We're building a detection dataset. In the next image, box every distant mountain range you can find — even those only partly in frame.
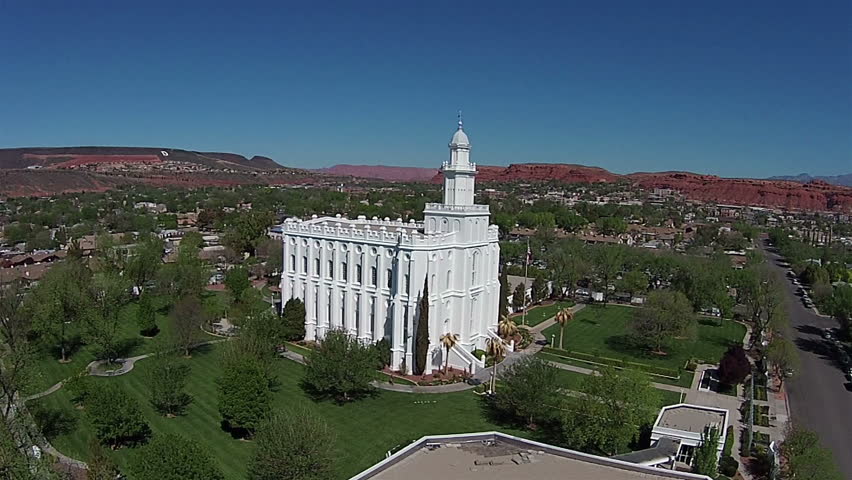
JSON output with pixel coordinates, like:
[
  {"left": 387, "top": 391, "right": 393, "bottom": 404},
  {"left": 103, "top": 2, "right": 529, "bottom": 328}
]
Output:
[
  {"left": 1, "top": 146, "right": 850, "bottom": 213},
  {"left": 767, "top": 173, "right": 852, "bottom": 187}
]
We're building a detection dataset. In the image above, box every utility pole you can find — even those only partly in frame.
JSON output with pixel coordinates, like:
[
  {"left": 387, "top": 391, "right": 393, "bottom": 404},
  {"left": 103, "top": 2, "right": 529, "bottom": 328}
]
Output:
[{"left": 522, "top": 238, "right": 530, "bottom": 326}]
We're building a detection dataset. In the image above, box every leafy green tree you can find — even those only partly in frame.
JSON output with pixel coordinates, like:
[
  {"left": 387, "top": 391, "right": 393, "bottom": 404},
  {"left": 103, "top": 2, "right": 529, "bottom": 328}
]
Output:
[
  {"left": 531, "top": 275, "right": 547, "bottom": 303},
  {"left": 593, "top": 245, "right": 625, "bottom": 303},
  {"left": 618, "top": 270, "right": 648, "bottom": 298},
  {"left": 596, "top": 216, "right": 627, "bottom": 235},
  {"left": 223, "top": 210, "right": 274, "bottom": 257},
  {"left": 126, "top": 235, "right": 163, "bottom": 290},
  {"left": 281, "top": 297, "right": 307, "bottom": 341},
  {"left": 0, "top": 419, "right": 60, "bottom": 479},
  {"left": 767, "top": 336, "right": 799, "bottom": 386},
  {"left": 86, "top": 271, "right": 131, "bottom": 362},
  {"left": 492, "top": 356, "right": 561, "bottom": 427},
  {"left": 217, "top": 355, "right": 271, "bottom": 436},
  {"left": 414, "top": 280, "right": 430, "bottom": 375},
  {"left": 692, "top": 426, "right": 720, "bottom": 476},
  {"left": 498, "top": 268, "right": 509, "bottom": 321},
  {"left": 303, "top": 329, "right": 376, "bottom": 402},
  {"left": 561, "top": 367, "right": 660, "bottom": 455},
  {"left": 137, "top": 293, "right": 159, "bottom": 337},
  {"left": 148, "top": 353, "right": 192, "bottom": 416},
  {"left": 547, "top": 238, "right": 589, "bottom": 299},
  {"left": 781, "top": 425, "right": 843, "bottom": 480},
  {"left": 28, "top": 259, "right": 91, "bottom": 362},
  {"left": 158, "top": 241, "right": 208, "bottom": 300},
  {"left": 86, "top": 383, "right": 151, "bottom": 448},
  {"left": 511, "top": 282, "right": 526, "bottom": 311},
  {"left": 632, "top": 290, "right": 695, "bottom": 354},
  {"left": 171, "top": 295, "right": 207, "bottom": 357},
  {"left": 130, "top": 434, "right": 224, "bottom": 480},
  {"left": 225, "top": 266, "right": 251, "bottom": 302},
  {"left": 248, "top": 408, "right": 336, "bottom": 480}
]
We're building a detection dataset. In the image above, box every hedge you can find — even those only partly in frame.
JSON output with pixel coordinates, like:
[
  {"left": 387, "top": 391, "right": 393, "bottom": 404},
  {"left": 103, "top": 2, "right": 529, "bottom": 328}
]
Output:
[
  {"left": 540, "top": 348, "right": 681, "bottom": 379},
  {"left": 719, "top": 455, "right": 738, "bottom": 477},
  {"left": 722, "top": 425, "right": 735, "bottom": 457}
]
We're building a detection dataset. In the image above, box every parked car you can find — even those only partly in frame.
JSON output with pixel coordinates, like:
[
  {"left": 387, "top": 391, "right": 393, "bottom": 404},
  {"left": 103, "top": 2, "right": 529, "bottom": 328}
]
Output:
[
  {"left": 845, "top": 368, "right": 852, "bottom": 382},
  {"left": 823, "top": 328, "right": 834, "bottom": 340}
]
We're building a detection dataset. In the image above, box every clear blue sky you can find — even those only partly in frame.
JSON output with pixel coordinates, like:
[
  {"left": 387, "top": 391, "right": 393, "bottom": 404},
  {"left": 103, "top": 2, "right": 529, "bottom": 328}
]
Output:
[{"left": 1, "top": 0, "right": 850, "bottom": 177}]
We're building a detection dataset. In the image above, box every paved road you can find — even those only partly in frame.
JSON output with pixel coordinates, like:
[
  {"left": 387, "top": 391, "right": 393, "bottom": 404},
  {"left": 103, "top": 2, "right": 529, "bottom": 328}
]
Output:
[{"left": 761, "top": 242, "right": 852, "bottom": 478}]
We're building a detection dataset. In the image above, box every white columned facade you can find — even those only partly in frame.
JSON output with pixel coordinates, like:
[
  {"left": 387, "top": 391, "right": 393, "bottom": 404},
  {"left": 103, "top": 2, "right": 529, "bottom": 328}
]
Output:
[{"left": 280, "top": 120, "right": 501, "bottom": 374}]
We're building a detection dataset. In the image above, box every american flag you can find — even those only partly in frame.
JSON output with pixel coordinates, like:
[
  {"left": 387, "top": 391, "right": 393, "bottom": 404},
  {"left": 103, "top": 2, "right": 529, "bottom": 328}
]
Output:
[{"left": 526, "top": 242, "right": 532, "bottom": 265}]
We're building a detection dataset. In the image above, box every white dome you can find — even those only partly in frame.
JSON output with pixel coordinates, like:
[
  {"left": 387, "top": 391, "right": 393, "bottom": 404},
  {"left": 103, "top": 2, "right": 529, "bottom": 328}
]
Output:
[{"left": 450, "top": 127, "right": 469, "bottom": 146}]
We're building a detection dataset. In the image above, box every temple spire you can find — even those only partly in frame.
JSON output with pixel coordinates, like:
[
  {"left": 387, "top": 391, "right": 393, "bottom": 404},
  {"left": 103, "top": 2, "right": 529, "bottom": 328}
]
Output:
[{"left": 457, "top": 110, "right": 463, "bottom": 130}]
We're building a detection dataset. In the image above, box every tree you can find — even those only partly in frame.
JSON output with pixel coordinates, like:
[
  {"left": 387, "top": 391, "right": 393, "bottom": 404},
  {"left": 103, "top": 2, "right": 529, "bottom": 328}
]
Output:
[
  {"left": 130, "top": 434, "right": 224, "bottom": 480},
  {"left": 485, "top": 336, "right": 506, "bottom": 393},
  {"left": 414, "top": 280, "right": 430, "bottom": 375},
  {"left": 303, "top": 329, "right": 376, "bottom": 402},
  {"left": 498, "top": 315, "right": 518, "bottom": 340},
  {"left": 511, "top": 282, "right": 526, "bottom": 311},
  {"left": 718, "top": 345, "right": 751, "bottom": 386},
  {"left": 225, "top": 266, "right": 251, "bottom": 302},
  {"left": 86, "top": 271, "right": 131, "bottom": 363},
  {"left": 281, "top": 297, "right": 306, "bottom": 341},
  {"left": 440, "top": 332, "right": 459, "bottom": 375},
  {"left": 28, "top": 259, "right": 91, "bottom": 362},
  {"left": 498, "top": 268, "right": 509, "bottom": 321},
  {"left": 561, "top": 367, "right": 660, "bottom": 456},
  {"left": 735, "top": 266, "right": 784, "bottom": 348},
  {"left": 217, "top": 355, "right": 272, "bottom": 436},
  {"left": 0, "top": 281, "right": 37, "bottom": 420},
  {"left": 126, "top": 235, "right": 163, "bottom": 291},
  {"left": 780, "top": 425, "right": 843, "bottom": 480},
  {"left": 148, "top": 353, "right": 192, "bottom": 416},
  {"left": 632, "top": 290, "right": 695, "bottom": 354},
  {"left": 554, "top": 307, "right": 573, "bottom": 350},
  {"left": 171, "top": 295, "right": 207, "bottom": 357},
  {"left": 157, "top": 241, "right": 208, "bottom": 300},
  {"left": 223, "top": 210, "right": 274, "bottom": 257},
  {"left": 767, "top": 336, "right": 799, "bottom": 386},
  {"left": 248, "top": 408, "right": 336, "bottom": 480},
  {"left": 0, "top": 419, "right": 60, "bottom": 480},
  {"left": 86, "top": 383, "right": 151, "bottom": 448},
  {"left": 137, "top": 293, "right": 159, "bottom": 337},
  {"left": 593, "top": 245, "right": 625, "bottom": 303},
  {"left": 87, "top": 440, "right": 122, "bottom": 480},
  {"left": 492, "top": 356, "right": 561, "bottom": 427},
  {"left": 547, "top": 239, "right": 589, "bottom": 299},
  {"left": 618, "top": 270, "right": 648, "bottom": 298},
  {"left": 693, "top": 426, "right": 720, "bottom": 476},
  {"left": 531, "top": 275, "right": 547, "bottom": 303}
]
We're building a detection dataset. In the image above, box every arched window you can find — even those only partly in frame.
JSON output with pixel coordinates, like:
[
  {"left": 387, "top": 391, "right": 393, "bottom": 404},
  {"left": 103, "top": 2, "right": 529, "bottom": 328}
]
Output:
[{"left": 446, "top": 269, "right": 452, "bottom": 290}]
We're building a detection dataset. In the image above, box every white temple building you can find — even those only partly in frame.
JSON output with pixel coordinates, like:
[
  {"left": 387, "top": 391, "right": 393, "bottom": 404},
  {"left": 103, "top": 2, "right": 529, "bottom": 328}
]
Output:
[{"left": 279, "top": 119, "right": 501, "bottom": 374}]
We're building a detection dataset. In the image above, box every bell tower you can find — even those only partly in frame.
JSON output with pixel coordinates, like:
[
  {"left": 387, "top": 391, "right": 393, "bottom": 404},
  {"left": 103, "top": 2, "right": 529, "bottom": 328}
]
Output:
[{"left": 442, "top": 112, "right": 477, "bottom": 206}]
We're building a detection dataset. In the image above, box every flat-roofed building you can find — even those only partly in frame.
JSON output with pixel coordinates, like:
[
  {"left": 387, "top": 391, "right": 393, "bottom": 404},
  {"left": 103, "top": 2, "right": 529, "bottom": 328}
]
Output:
[{"left": 351, "top": 432, "right": 713, "bottom": 480}]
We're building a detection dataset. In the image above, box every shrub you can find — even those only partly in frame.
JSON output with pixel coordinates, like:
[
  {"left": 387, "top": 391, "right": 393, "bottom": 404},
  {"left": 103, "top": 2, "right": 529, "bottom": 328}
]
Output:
[
  {"left": 723, "top": 425, "right": 735, "bottom": 457},
  {"left": 373, "top": 338, "right": 391, "bottom": 369},
  {"left": 64, "top": 374, "right": 94, "bottom": 406},
  {"left": 719, "top": 455, "right": 738, "bottom": 477},
  {"left": 472, "top": 349, "right": 486, "bottom": 361}
]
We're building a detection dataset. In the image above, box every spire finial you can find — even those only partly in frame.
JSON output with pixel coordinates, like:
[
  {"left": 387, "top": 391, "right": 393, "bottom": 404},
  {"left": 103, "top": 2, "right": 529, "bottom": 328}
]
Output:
[{"left": 457, "top": 110, "right": 463, "bottom": 129}]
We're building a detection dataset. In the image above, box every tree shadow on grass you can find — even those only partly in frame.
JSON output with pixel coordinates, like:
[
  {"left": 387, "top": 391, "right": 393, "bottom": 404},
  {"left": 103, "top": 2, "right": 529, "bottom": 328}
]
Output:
[
  {"left": 298, "top": 378, "right": 379, "bottom": 405},
  {"left": 579, "top": 319, "right": 598, "bottom": 325},
  {"left": 604, "top": 334, "right": 662, "bottom": 361},
  {"left": 220, "top": 420, "right": 251, "bottom": 440}
]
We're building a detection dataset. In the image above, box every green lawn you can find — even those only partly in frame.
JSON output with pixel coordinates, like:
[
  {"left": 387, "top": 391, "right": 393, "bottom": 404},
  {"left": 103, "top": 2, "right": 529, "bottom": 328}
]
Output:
[
  {"left": 32, "top": 345, "right": 530, "bottom": 479},
  {"left": 539, "top": 305, "right": 746, "bottom": 372},
  {"left": 517, "top": 301, "right": 575, "bottom": 327},
  {"left": 539, "top": 351, "right": 695, "bottom": 388},
  {"left": 29, "top": 293, "right": 221, "bottom": 395}
]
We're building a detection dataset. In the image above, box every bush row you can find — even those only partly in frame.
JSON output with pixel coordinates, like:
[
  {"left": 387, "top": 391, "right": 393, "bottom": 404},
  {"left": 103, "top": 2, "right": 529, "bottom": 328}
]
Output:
[{"left": 540, "top": 348, "right": 681, "bottom": 379}]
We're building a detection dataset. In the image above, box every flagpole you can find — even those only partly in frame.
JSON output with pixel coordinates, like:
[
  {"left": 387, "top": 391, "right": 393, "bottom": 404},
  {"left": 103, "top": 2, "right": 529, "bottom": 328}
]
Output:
[{"left": 523, "top": 238, "right": 529, "bottom": 326}]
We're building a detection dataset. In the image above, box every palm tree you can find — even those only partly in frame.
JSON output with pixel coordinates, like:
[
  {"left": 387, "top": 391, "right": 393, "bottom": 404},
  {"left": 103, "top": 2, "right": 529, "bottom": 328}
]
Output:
[
  {"left": 439, "top": 332, "right": 460, "bottom": 375},
  {"left": 498, "top": 315, "right": 518, "bottom": 340},
  {"left": 485, "top": 336, "right": 506, "bottom": 393},
  {"left": 555, "top": 307, "right": 574, "bottom": 350}
]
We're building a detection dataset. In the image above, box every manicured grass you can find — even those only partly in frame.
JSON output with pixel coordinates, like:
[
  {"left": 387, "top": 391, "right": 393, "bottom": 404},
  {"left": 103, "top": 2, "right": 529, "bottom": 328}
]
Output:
[
  {"left": 539, "top": 305, "right": 746, "bottom": 371},
  {"left": 32, "top": 345, "right": 530, "bottom": 479},
  {"left": 517, "top": 301, "right": 575, "bottom": 327},
  {"left": 29, "top": 293, "right": 221, "bottom": 395},
  {"left": 284, "top": 341, "right": 313, "bottom": 358}
]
